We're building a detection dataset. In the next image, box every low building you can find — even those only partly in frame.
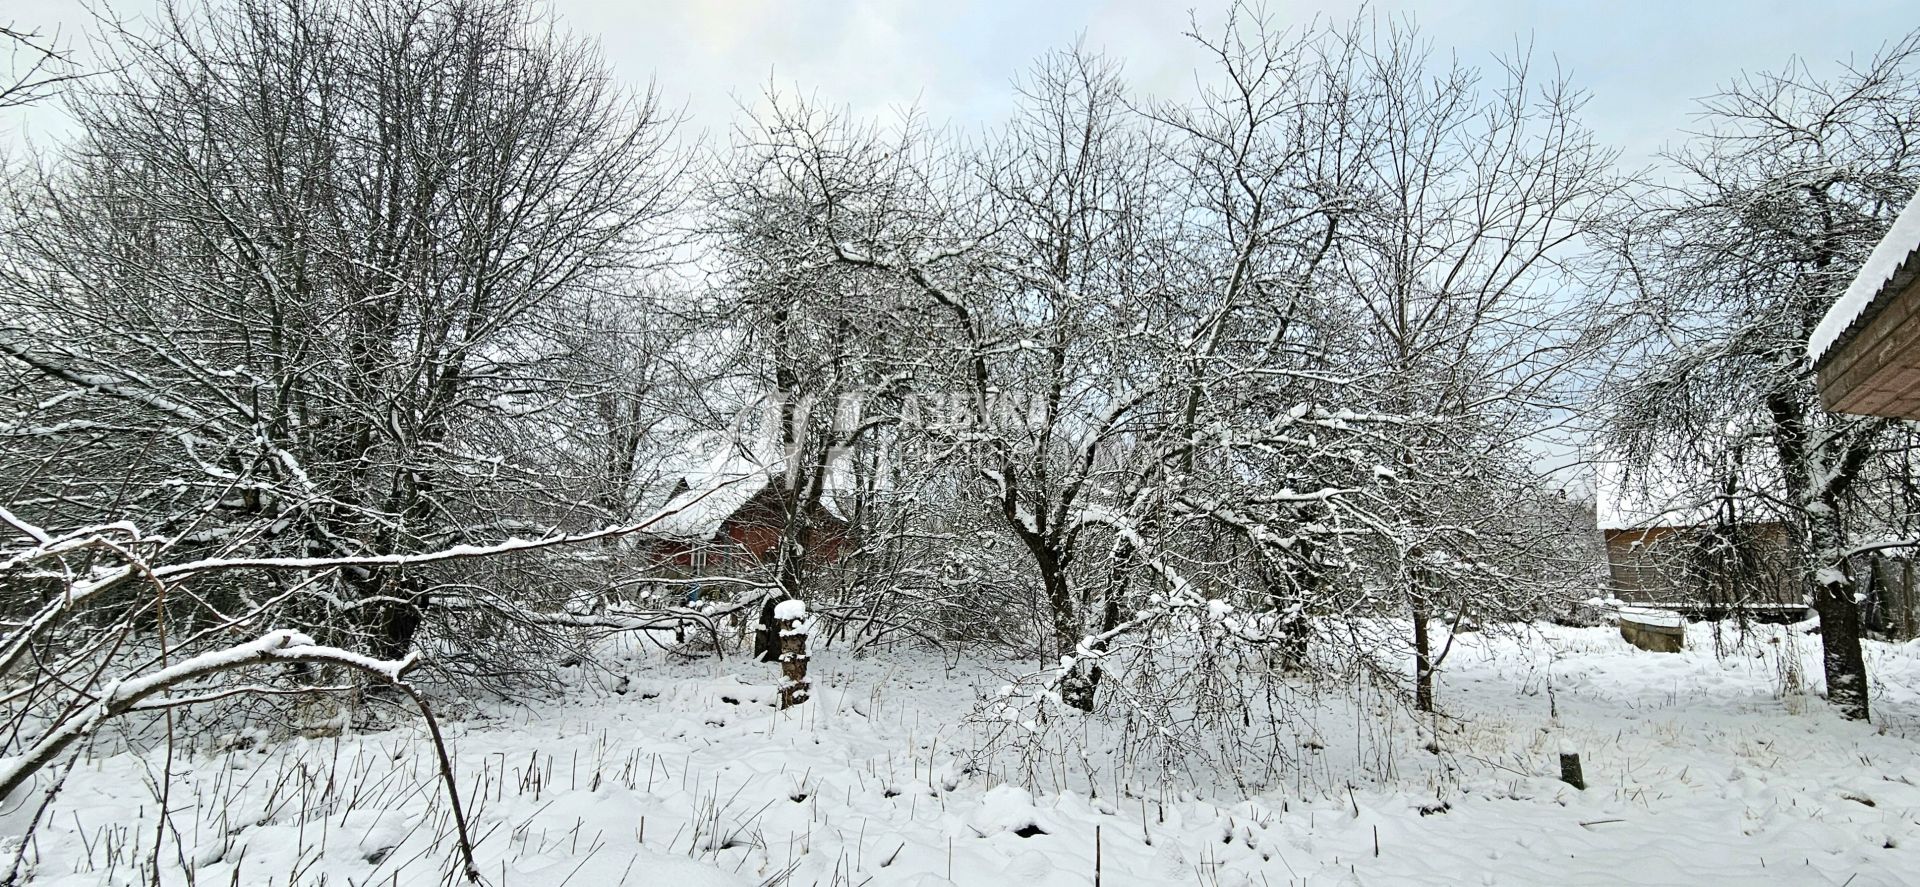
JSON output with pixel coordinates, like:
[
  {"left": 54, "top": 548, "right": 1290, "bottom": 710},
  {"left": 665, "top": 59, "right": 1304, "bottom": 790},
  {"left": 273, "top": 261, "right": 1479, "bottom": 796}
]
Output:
[
  {"left": 1811, "top": 186, "right": 1920, "bottom": 637},
  {"left": 1601, "top": 520, "right": 1801, "bottom": 614},
  {"left": 640, "top": 456, "right": 850, "bottom": 580},
  {"left": 1596, "top": 461, "right": 1803, "bottom": 619}
]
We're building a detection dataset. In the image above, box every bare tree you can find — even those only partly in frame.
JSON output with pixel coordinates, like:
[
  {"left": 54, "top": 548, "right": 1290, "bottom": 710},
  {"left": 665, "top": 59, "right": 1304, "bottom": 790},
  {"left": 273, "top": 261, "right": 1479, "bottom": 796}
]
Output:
[
  {"left": 1311, "top": 22, "right": 1620, "bottom": 711},
  {"left": 700, "top": 94, "right": 931, "bottom": 658},
  {"left": 0, "top": 0, "right": 683, "bottom": 675}
]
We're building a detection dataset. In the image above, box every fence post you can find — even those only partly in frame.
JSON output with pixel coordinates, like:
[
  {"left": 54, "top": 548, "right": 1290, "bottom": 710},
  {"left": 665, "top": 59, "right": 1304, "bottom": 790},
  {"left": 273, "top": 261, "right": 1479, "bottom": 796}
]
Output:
[{"left": 775, "top": 599, "right": 810, "bottom": 708}]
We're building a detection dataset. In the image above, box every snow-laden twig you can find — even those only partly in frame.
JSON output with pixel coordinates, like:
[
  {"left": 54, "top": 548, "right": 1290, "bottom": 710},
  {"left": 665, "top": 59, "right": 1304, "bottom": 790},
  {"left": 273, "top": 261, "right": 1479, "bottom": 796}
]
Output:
[
  {"left": 0, "top": 626, "right": 485, "bottom": 882},
  {"left": 0, "top": 630, "right": 405, "bottom": 798}
]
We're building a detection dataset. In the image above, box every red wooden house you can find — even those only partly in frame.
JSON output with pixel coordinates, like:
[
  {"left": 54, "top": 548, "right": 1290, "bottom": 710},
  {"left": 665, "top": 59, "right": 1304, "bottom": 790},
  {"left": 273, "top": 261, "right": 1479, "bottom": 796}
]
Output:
[{"left": 644, "top": 470, "right": 850, "bottom": 576}]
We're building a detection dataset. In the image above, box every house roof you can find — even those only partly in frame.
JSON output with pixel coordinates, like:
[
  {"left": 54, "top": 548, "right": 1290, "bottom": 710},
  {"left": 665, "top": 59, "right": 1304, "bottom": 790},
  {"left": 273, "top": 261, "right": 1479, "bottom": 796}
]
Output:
[
  {"left": 638, "top": 434, "right": 854, "bottom": 540},
  {"left": 1810, "top": 188, "right": 1920, "bottom": 364},
  {"left": 640, "top": 440, "right": 774, "bottom": 540}
]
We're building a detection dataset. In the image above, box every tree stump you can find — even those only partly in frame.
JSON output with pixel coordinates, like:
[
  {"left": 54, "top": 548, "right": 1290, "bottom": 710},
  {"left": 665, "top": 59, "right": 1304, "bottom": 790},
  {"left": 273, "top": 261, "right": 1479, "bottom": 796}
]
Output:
[{"left": 775, "top": 599, "right": 809, "bottom": 708}]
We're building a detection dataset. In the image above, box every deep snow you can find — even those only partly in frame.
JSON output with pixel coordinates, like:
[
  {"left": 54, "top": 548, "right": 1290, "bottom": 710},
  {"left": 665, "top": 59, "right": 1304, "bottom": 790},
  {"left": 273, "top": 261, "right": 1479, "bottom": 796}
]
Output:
[{"left": 8, "top": 620, "right": 1920, "bottom": 886}]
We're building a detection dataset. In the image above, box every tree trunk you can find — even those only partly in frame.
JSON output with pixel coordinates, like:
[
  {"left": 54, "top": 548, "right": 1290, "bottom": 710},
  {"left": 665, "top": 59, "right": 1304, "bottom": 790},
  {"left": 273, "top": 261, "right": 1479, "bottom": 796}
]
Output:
[
  {"left": 1011, "top": 524, "right": 1092, "bottom": 711},
  {"left": 1904, "top": 557, "right": 1915, "bottom": 640},
  {"left": 1045, "top": 568, "right": 1095, "bottom": 711},
  {"left": 1811, "top": 510, "right": 1870, "bottom": 720},
  {"left": 1263, "top": 550, "right": 1314, "bottom": 670},
  {"left": 1812, "top": 579, "right": 1869, "bottom": 720},
  {"left": 371, "top": 601, "right": 423, "bottom": 662},
  {"left": 1765, "top": 389, "right": 1878, "bottom": 721},
  {"left": 1052, "top": 558, "right": 1094, "bottom": 711},
  {"left": 355, "top": 570, "right": 424, "bottom": 662},
  {"left": 1411, "top": 599, "right": 1435, "bottom": 713}
]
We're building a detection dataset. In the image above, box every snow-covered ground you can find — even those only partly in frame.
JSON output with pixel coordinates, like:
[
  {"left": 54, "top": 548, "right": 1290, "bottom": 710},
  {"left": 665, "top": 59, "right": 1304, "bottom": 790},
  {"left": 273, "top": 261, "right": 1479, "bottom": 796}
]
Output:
[{"left": 10, "top": 621, "right": 1920, "bottom": 886}]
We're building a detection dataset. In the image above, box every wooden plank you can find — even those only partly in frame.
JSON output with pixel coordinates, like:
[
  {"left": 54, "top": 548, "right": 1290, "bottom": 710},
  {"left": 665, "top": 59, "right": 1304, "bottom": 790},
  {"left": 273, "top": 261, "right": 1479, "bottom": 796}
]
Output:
[
  {"left": 1820, "top": 274, "right": 1919, "bottom": 402},
  {"left": 1821, "top": 270, "right": 1919, "bottom": 385},
  {"left": 1857, "top": 321, "right": 1920, "bottom": 414},
  {"left": 1822, "top": 276, "right": 1920, "bottom": 418}
]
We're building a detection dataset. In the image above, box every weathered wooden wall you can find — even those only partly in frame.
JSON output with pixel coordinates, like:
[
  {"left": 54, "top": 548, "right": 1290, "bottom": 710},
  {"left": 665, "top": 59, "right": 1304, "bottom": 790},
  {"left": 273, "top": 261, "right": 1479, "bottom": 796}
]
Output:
[{"left": 1602, "top": 522, "right": 1800, "bottom": 608}]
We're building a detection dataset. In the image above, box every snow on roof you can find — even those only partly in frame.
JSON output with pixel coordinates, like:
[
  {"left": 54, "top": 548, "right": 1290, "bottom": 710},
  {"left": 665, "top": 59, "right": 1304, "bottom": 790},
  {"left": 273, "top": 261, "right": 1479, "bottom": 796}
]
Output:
[
  {"left": 638, "top": 433, "right": 858, "bottom": 540},
  {"left": 1809, "top": 188, "right": 1920, "bottom": 362},
  {"left": 644, "top": 474, "right": 768, "bottom": 540},
  {"left": 640, "top": 439, "right": 774, "bottom": 540}
]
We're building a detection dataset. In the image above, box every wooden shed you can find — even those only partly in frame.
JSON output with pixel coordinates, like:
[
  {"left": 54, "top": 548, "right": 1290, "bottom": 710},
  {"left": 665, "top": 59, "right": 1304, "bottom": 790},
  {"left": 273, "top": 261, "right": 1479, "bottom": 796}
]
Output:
[
  {"left": 1601, "top": 521, "right": 1801, "bottom": 615},
  {"left": 1595, "top": 460, "right": 1803, "bottom": 620},
  {"left": 1811, "top": 189, "right": 1920, "bottom": 418}
]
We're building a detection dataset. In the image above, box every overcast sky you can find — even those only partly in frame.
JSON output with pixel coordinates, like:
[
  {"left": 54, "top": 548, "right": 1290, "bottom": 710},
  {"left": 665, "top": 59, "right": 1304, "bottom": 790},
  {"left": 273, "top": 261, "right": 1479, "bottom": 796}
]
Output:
[{"left": 4, "top": 0, "right": 1917, "bottom": 165}]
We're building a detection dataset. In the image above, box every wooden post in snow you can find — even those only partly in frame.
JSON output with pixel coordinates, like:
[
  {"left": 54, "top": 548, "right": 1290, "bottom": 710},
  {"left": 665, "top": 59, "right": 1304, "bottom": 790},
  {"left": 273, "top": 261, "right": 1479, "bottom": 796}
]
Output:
[
  {"left": 776, "top": 599, "right": 810, "bottom": 708},
  {"left": 1559, "top": 746, "right": 1586, "bottom": 791}
]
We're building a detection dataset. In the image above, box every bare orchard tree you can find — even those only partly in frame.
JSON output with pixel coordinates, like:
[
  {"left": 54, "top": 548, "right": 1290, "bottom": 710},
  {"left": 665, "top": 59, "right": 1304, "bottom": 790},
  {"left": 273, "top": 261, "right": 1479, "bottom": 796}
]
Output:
[
  {"left": 0, "top": 0, "right": 682, "bottom": 675},
  {"left": 1313, "top": 21, "right": 1621, "bottom": 712},
  {"left": 970, "top": 13, "right": 1610, "bottom": 778},
  {"left": 1602, "top": 32, "right": 1920, "bottom": 720},
  {"left": 700, "top": 52, "right": 1184, "bottom": 705},
  {"left": 941, "top": 47, "right": 1187, "bottom": 709},
  {"left": 1136, "top": 8, "right": 1374, "bottom": 673},
  {"left": 702, "top": 95, "right": 930, "bottom": 658},
  {"left": 799, "top": 28, "right": 1400, "bottom": 722}
]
